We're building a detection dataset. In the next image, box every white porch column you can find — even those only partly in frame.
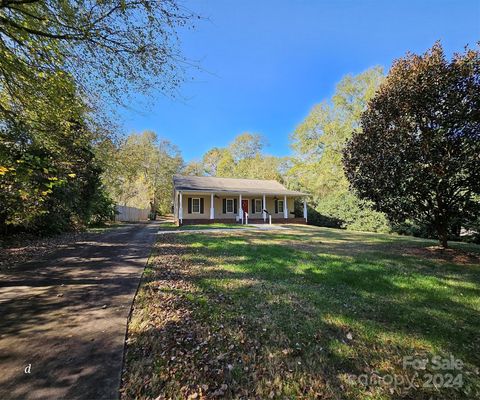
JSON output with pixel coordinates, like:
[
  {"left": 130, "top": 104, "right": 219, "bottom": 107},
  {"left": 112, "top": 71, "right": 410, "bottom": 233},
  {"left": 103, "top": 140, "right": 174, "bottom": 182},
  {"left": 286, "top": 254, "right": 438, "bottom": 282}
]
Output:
[
  {"left": 262, "top": 194, "right": 266, "bottom": 222},
  {"left": 174, "top": 190, "right": 178, "bottom": 220},
  {"left": 283, "top": 195, "right": 288, "bottom": 219},
  {"left": 179, "top": 191, "right": 183, "bottom": 224},
  {"left": 238, "top": 194, "right": 243, "bottom": 223},
  {"left": 210, "top": 193, "right": 215, "bottom": 219},
  {"left": 303, "top": 198, "right": 308, "bottom": 222}
]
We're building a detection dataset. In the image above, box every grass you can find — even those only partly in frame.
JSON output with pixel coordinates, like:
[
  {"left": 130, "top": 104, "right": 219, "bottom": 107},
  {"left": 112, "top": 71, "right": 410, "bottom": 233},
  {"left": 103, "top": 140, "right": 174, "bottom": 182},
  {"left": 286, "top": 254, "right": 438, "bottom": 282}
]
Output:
[
  {"left": 121, "top": 225, "right": 480, "bottom": 399},
  {"left": 156, "top": 222, "right": 253, "bottom": 231}
]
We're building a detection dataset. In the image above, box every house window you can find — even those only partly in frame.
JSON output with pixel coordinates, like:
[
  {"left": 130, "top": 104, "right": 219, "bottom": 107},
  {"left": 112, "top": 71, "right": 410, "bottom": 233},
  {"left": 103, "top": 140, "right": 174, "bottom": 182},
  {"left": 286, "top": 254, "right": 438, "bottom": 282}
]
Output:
[
  {"left": 226, "top": 198, "right": 234, "bottom": 213},
  {"left": 255, "top": 199, "right": 262, "bottom": 213},
  {"left": 192, "top": 198, "right": 201, "bottom": 213},
  {"left": 278, "top": 200, "right": 284, "bottom": 213}
]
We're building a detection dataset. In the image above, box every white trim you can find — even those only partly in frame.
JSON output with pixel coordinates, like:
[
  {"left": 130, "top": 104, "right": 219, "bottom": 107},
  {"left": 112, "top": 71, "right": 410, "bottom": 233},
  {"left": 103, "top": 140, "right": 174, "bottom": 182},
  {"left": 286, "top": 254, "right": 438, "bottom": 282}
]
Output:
[
  {"left": 179, "top": 192, "right": 183, "bottom": 223},
  {"left": 192, "top": 197, "right": 201, "bottom": 214},
  {"left": 303, "top": 198, "right": 307, "bottom": 222},
  {"left": 263, "top": 194, "right": 266, "bottom": 221},
  {"left": 210, "top": 193, "right": 214, "bottom": 219},
  {"left": 225, "top": 198, "right": 234, "bottom": 213},
  {"left": 174, "top": 190, "right": 178, "bottom": 219},
  {"left": 238, "top": 194, "right": 243, "bottom": 222}
]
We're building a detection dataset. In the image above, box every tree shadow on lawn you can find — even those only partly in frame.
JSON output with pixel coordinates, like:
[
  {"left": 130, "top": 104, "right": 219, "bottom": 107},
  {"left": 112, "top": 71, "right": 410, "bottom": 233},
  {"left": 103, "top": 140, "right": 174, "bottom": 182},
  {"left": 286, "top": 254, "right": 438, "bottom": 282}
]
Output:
[
  {"left": 273, "top": 225, "right": 480, "bottom": 259},
  {"left": 122, "top": 232, "right": 480, "bottom": 399},
  {"left": 177, "top": 231, "right": 480, "bottom": 343},
  {"left": 189, "top": 229, "right": 480, "bottom": 284},
  {"left": 187, "top": 237, "right": 480, "bottom": 361}
]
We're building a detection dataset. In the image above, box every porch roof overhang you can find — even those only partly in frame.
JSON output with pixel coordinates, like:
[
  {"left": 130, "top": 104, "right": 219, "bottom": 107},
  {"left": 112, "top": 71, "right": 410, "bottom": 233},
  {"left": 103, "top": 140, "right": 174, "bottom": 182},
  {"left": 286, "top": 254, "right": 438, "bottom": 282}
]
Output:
[
  {"left": 173, "top": 175, "right": 309, "bottom": 197},
  {"left": 175, "top": 188, "right": 307, "bottom": 196}
]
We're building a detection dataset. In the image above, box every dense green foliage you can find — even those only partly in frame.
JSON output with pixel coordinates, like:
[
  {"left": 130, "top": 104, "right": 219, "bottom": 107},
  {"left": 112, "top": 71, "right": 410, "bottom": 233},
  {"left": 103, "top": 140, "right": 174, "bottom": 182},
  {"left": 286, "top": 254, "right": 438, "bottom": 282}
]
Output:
[
  {"left": 0, "top": 78, "right": 114, "bottom": 234},
  {"left": 313, "top": 192, "right": 391, "bottom": 232},
  {"left": 184, "top": 133, "right": 290, "bottom": 182},
  {"left": 98, "top": 131, "right": 183, "bottom": 214},
  {"left": 343, "top": 44, "right": 480, "bottom": 247},
  {"left": 289, "top": 67, "right": 390, "bottom": 232},
  {"left": 0, "top": 0, "right": 193, "bottom": 234}
]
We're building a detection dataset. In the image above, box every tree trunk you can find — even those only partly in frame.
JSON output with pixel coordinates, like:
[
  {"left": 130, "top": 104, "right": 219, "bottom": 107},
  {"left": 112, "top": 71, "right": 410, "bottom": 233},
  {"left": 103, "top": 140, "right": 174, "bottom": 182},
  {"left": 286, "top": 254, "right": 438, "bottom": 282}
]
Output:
[{"left": 436, "top": 223, "right": 449, "bottom": 249}]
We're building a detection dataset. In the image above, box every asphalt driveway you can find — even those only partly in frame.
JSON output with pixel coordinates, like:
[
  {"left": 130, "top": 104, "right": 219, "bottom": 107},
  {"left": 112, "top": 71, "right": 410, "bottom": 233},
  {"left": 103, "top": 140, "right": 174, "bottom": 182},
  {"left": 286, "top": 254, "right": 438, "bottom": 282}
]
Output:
[{"left": 0, "top": 222, "right": 158, "bottom": 400}]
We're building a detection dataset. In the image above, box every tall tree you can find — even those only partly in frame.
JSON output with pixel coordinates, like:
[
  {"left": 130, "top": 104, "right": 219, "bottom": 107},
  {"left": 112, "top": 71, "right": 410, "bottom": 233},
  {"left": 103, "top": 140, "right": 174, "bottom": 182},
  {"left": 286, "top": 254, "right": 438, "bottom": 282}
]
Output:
[
  {"left": 343, "top": 43, "right": 480, "bottom": 247},
  {"left": 0, "top": 0, "right": 194, "bottom": 233},
  {"left": 183, "top": 160, "right": 205, "bottom": 177},
  {"left": 100, "top": 131, "right": 183, "bottom": 213},
  {"left": 289, "top": 67, "right": 389, "bottom": 232},
  {"left": 215, "top": 151, "right": 236, "bottom": 177},
  {"left": 0, "top": 0, "right": 195, "bottom": 119},
  {"left": 233, "top": 155, "right": 285, "bottom": 181},
  {"left": 0, "top": 81, "right": 113, "bottom": 233},
  {"left": 228, "top": 132, "right": 265, "bottom": 162},
  {"left": 186, "top": 132, "right": 287, "bottom": 182},
  {"left": 202, "top": 147, "right": 225, "bottom": 176}
]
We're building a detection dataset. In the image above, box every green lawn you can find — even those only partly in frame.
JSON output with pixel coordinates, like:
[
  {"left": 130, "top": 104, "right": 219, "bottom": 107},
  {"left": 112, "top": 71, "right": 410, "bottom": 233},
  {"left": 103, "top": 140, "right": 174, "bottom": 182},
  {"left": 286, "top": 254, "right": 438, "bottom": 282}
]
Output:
[{"left": 121, "top": 225, "right": 480, "bottom": 399}]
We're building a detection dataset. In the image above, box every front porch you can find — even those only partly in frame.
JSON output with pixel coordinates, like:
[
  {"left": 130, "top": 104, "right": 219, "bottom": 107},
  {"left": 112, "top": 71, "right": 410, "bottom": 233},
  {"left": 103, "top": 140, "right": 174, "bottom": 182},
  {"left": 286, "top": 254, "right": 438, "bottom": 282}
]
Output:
[{"left": 173, "top": 192, "right": 308, "bottom": 226}]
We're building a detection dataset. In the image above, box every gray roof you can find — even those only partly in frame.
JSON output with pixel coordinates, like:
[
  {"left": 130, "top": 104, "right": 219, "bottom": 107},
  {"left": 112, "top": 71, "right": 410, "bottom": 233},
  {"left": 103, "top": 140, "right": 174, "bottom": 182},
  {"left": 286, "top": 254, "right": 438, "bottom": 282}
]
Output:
[{"left": 173, "top": 175, "right": 307, "bottom": 196}]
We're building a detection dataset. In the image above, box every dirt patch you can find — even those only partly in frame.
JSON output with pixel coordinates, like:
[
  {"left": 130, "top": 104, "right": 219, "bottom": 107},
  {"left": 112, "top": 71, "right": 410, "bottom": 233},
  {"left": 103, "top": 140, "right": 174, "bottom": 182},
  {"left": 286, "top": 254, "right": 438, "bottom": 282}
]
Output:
[
  {"left": 0, "top": 232, "right": 88, "bottom": 272},
  {"left": 403, "top": 246, "right": 480, "bottom": 266}
]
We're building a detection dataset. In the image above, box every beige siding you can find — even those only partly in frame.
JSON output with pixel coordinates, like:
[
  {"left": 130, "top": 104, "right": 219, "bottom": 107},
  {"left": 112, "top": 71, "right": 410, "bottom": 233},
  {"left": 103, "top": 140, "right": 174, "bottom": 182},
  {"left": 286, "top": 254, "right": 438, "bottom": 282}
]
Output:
[
  {"left": 182, "top": 194, "right": 211, "bottom": 220},
  {"left": 180, "top": 193, "right": 296, "bottom": 220},
  {"left": 246, "top": 197, "right": 265, "bottom": 217},
  {"left": 264, "top": 197, "right": 294, "bottom": 217},
  {"left": 214, "top": 196, "right": 264, "bottom": 219},
  {"left": 214, "top": 196, "right": 236, "bottom": 219}
]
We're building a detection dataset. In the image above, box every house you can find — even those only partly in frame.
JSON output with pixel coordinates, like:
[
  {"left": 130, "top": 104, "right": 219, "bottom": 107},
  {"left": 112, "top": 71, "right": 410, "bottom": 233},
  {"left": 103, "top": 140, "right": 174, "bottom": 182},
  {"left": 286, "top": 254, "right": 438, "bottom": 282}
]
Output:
[{"left": 173, "top": 175, "right": 308, "bottom": 225}]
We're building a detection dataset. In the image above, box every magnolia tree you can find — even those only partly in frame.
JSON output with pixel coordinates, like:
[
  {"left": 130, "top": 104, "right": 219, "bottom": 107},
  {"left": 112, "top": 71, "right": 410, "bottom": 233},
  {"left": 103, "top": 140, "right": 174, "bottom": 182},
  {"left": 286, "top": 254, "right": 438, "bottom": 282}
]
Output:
[{"left": 343, "top": 43, "right": 480, "bottom": 248}]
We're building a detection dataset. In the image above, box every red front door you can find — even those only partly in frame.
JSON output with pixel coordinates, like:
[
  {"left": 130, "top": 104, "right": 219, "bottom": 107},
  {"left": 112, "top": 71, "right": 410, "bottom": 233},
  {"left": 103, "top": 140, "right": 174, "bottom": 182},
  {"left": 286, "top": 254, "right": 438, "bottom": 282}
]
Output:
[{"left": 241, "top": 199, "right": 249, "bottom": 218}]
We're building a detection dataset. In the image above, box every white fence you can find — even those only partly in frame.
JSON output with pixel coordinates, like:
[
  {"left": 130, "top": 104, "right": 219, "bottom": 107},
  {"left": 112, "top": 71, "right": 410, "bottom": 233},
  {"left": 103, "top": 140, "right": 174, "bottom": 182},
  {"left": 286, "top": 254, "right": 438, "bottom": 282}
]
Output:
[{"left": 115, "top": 205, "right": 150, "bottom": 222}]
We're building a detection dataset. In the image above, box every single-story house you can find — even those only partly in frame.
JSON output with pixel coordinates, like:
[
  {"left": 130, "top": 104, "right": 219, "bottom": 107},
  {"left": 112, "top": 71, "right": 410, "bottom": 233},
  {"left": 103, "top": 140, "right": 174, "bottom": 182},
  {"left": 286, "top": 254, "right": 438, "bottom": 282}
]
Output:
[{"left": 173, "top": 175, "right": 308, "bottom": 225}]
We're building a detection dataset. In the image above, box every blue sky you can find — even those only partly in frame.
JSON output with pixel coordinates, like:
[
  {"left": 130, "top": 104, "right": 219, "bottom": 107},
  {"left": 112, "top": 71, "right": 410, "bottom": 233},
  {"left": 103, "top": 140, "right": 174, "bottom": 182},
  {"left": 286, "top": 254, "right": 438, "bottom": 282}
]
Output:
[{"left": 121, "top": 0, "right": 480, "bottom": 162}]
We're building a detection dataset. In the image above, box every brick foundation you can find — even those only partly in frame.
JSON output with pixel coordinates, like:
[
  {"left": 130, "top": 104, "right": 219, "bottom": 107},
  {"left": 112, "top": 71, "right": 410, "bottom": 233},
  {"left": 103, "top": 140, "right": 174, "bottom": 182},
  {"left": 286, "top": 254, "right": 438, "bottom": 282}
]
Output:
[
  {"left": 178, "top": 217, "right": 307, "bottom": 226},
  {"left": 180, "top": 218, "right": 238, "bottom": 226}
]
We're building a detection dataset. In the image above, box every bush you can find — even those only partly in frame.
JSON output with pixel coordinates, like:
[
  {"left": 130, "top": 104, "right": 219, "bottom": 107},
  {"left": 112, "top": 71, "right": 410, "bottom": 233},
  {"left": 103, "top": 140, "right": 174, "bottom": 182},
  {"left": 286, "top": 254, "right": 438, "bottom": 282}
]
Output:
[
  {"left": 0, "top": 124, "right": 115, "bottom": 235},
  {"left": 293, "top": 200, "right": 341, "bottom": 228},
  {"left": 314, "top": 192, "right": 391, "bottom": 233},
  {"left": 86, "top": 189, "right": 116, "bottom": 226},
  {"left": 391, "top": 220, "right": 437, "bottom": 239}
]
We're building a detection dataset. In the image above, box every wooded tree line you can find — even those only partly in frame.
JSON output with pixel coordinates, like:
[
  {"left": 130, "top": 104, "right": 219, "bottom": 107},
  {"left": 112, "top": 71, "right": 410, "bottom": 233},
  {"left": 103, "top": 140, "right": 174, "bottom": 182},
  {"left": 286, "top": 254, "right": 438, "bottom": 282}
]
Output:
[
  {"left": 184, "top": 132, "right": 290, "bottom": 182},
  {"left": 98, "top": 131, "right": 182, "bottom": 215}
]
